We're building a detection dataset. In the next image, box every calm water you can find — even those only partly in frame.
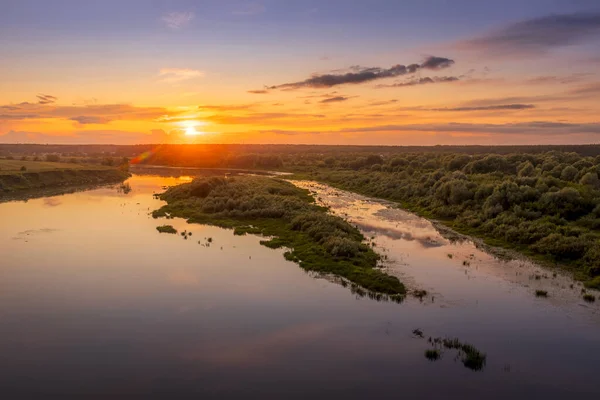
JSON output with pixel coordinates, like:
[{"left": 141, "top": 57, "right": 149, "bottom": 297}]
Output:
[{"left": 1, "top": 174, "right": 599, "bottom": 399}]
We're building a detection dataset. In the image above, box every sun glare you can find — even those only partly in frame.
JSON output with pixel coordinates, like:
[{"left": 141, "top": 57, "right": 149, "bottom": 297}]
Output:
[
  {"left": 185, "top": 126, "right": 199, "bottom": 136},
  {"left": 182, "top": 120, "right": 206, "bottom": 136}
]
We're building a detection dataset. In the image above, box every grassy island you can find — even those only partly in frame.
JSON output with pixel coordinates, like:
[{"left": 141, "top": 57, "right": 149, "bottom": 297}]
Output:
[{"left": 153, "top": 175, "right": 405, "bottom": 298}]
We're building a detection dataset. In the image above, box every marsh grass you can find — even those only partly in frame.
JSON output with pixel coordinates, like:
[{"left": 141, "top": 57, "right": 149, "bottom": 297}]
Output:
[
  {"left": 535, "top": 290, "right": 549, "bottom": 297},
  {"left": 156, "top": 225, "right": 177, "bottom": 234},
  {"left": 583, "top": 293, "right": 596, "bottom": 302},
  {"left": 153, "top": 176, "right": 405, "bottom": 297},
  {"left": 419, "top": 332, "right": 487, "bottom": 371},
  {"left": 425, "top": 349, "right": 441, "bottom": 361}
]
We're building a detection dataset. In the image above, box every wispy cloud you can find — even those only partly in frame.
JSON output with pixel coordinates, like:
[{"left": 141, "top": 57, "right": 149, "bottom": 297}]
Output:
[
  {"left": 162, "top": 11, "right": 195, "bottom": 30},
  {"left": 0, "top": 98, "right": 179, "bottom": 124},
  {"left": 429, "top": 104, "right": 535, "bottom": 112},
  {"left": 159, "top": 68, "right": 205, "bottom": 83},
  {"left": 459, "top": 12, "right": 600, "bottom": 56},
  {"left": 266, "top": 121, "right": 600, "bottom": 136},
  {"left": 36, "top": 94, "right": 57, "bottom": 104},
  {"left": 320, "top": 96, "right": 349, "bottom": 103},
  {"left": 247, "top": 89, "right": 269, "bottom": 94},
  {"left": 233, "top": 2, "right": 265, "bottom": 16},
  {"left": 69, "top": 116, "right": 111, "bottom": 124},
  {"left": 525, "top": 73, "right": 594, "bottom": 85},
  {"left": 377, "top": 76, "right": 460, "bottom": 88},
  {"left": 266, "top": 56, "right": 455, "bottom": 90}
]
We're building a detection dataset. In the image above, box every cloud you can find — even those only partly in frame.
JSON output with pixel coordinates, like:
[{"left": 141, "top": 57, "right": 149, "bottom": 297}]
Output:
[
  {"left": 199, "top": 104, "right": 256, "bottom": 111},
  {"left": 429, "top": 104, "right": 535, "bottom": 112},
  {"left": 420, "top": 56, "right": 455, "bottom": 70},
  {"left": 0, "top": 99, "right": 178, "bottom": 123},
  {"left": 0, "top": 114, "right": 39, "bottom": 120},
  {"left": 320, "top": 96, "right": 349, "bottom": 103},
  {"left": 205, "top": 112, "right": 325, "bottom": 124},
  {"left": 0, "top": 129, "right": 176, "bottom": 145},
  {"left": 233, "top": 3, "right": 265, "bottom": 15},
  {"left": 460, "top": 12, "right": 600, "bottom": 55},
  {"left": 247, "top": 90, "right": 269, "bottom": 94},
  {"left": 267, "top": 56, "right": 455, "bottom": 90},
  {"left": 340, "top": 121, "right": 600, "bottom": 135},
  {"left": 69, "top": 116, "right": 111, "bottom": 124},
  {"left": 36, "top": 94, "right": 57, "bottom": 104},
  {"left": 377, "top": 76, "right": 460, "bottom": 88},
  {"left": 159, "top": 68, "right": 204, "bottom": 83},
  {"left": 525, "top": 73, "right": 593, "bottom": 85},
  {"left": 162, "top": 11, "right": 195, "bottom": 30},
  {"left": 265, "top": 121, "right": 600, "bottom": 136}
]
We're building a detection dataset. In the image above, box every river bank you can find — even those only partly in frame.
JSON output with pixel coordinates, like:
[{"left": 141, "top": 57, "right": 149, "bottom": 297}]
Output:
[{"left": 0, "top": 160, "right": 130, "bottom": 199}]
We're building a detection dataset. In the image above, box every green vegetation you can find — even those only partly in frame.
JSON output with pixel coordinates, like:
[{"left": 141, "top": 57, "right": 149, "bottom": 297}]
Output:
[
  {"left": 585, "top": 277, "right": 600, "bottom": 290},
  {"left": 153, "top": 175, "right": 405, "bottom": 297},
  {"left": 6, "top": 144, "right": 600, "bottom": 289},
  {"left": 290, "top": 152, "right": 600, "bottom": 287},
  {"left": 156, "top": 225, "right": 178, "bottom": 234},
  {"left": 583, "top": 293, "right": 596, "bottom": 303},
  {"left": 425, "top": 349, "right": 441, "bottom": 361},
  {"left": 0, "top": 160, "right": 130, "bottom": 197},
  {"left": 421, "top": 334, "right": 487, "bottom": 371}
]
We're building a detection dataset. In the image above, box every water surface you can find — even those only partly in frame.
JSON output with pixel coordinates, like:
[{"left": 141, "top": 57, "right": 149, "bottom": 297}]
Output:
[{"left": 1, "top": 174, "right": 599, "bottom": 399}]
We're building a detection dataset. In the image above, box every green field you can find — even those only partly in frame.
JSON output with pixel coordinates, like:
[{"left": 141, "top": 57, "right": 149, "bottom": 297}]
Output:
[{"left": 0, "top": 160, "right": 109, "bottom": 174}]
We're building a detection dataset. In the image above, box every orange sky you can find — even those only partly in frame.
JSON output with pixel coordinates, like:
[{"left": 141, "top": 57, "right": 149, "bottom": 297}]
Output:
[{"left": 2, "top": 1, "right": 600, "bottom": 145}]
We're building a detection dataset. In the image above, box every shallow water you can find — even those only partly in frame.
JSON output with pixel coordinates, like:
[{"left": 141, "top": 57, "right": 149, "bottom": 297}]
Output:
[{"left": 0, "top": 174, "right": 599, "bottom": 399}]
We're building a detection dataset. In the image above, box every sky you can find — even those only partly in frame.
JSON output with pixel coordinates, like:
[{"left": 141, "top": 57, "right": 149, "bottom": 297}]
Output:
[{"left": 1, "top": 0, "right": 600, "bottom": 145}]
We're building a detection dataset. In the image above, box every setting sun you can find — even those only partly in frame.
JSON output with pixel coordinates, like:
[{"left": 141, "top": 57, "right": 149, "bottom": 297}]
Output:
[
  {"left": 182, "top": 120, "right": 206, "bottom": 136},
  {"left": 185, "top": 126, "right": 200, "bottom": 136}
]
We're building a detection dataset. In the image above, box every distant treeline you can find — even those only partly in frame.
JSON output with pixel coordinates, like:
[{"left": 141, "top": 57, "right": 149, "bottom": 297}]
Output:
[{"left": 5, "top": 144, "right": 600, "bottom": 166}]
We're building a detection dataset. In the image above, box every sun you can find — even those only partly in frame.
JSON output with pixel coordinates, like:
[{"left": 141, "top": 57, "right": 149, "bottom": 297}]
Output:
[
  {"left": 182, "top": 120, "right": 206, "bottom": 136},
  {"left": 185, "top": 126, "right": 200, "bottom": 136}
]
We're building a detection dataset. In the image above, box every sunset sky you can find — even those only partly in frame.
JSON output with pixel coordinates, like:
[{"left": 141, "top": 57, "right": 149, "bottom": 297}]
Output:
[{"left": 2, "top": 0, "right": 600, "bottom": 145}]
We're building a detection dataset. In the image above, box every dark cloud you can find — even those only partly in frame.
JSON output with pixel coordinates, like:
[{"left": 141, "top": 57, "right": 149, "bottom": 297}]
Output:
[
  {"left": 267, "top": 56, "right": 455, "bottom": 90},
  {"left": 247, "top": 90, "right": 269, "bottom": 94},
  {"left": 320, "top": 96, "right": 349, "bottom": 103},
  {"left": 461, "top": 12, "right": 600, "bottom": 55},
  {"left": 378, "top": 76, "right": 460, "bottom": 88},
  {"left": 69, "top": 116, "right": 111, "bottom": 124},
  {"left": 420, "top": 56, "right": 455, "bottom": 70},
  {"left": 36, "top": 94, "right": 57, "bottom": 104},
  {"left": 430, "top": 104, "right": 535, "bottom": 112}
]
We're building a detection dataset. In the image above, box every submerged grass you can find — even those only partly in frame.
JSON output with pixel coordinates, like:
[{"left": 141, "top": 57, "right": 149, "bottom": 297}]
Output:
[
  {"left": 156, "top": 225, "right": 178, "bottom": 234},
  {"left": 420, "top": 332, "right": 487, "bottom": 371},
  {"left": 425, "top": 349, "right": 441, "bottom": 361},
  {"left": 583, "top": 293, "right": 596, "bottom": 303},
  {"left": 153, "top": 175, "right": 405, "bottom": 297}
]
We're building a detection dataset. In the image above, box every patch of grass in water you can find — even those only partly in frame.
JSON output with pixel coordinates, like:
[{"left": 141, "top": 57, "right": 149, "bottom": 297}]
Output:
[
  {"left": 418, "top": 331, "right": 487, "bottom": 371},
  {"left": 425, "top": 349, "right": 441, "bottom": 361},
  {"left": 156, "top": 225, "right": 177, "bottom": 234},
  {"left": 583, "top": 293, "right": 596, "bottom": 303},
  {"left": 535, "top": 290, "right": 549, "bottom": 297}
]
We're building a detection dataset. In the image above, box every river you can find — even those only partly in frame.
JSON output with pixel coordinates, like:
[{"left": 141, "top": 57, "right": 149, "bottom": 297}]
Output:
[{"left": 0, "top": 172, "right": 599, "bottom": 399}]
